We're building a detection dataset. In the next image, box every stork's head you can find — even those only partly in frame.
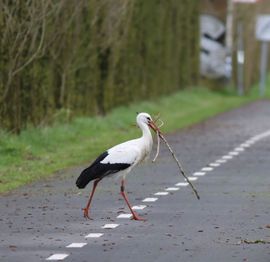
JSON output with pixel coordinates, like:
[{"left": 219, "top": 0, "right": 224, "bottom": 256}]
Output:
[{"left": 136, "top": 112, "right": 159, "bottom": 132}]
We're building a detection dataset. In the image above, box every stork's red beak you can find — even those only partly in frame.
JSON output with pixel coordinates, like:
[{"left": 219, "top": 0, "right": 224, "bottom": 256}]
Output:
[{"left": 148, "top": 120, "right": 160, "bottom": 133}]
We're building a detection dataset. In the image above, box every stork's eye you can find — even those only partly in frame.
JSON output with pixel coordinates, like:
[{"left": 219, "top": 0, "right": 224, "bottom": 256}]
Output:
[{"left": 147, "top": 117, "right": 151, "bottom": 121}]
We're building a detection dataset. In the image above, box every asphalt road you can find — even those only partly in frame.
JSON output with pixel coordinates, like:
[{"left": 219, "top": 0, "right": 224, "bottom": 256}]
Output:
[{"left": 1, "top": 100, "right": 270, "bottom": 262}]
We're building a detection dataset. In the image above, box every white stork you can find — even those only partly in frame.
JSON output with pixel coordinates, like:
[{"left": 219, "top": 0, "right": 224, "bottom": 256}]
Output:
[{"left": 76, "top": 112, "right": 159, "bottom": 221}]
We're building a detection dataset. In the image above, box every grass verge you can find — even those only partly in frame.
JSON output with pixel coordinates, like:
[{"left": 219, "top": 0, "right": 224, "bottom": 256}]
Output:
[{"left": 0, "top": 87, "right": 264, "bottom": 193}]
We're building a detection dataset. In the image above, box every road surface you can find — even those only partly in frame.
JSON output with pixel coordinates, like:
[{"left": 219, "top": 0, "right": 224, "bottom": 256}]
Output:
[{"left": 1, "top": 100, "right": 270, "bottom": 262}]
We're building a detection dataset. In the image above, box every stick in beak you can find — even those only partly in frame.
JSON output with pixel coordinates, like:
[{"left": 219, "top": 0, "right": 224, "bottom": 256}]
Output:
[{"left": 148, "top": 120, "right": 161, "bottom": 133}]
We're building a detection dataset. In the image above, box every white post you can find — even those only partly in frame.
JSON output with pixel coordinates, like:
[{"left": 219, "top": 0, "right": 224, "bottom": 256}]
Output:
[
  {"left": 226, "top": 0, "right": 234, "bottom": 52},
  {"left": 237, "top": 22, "right": 244, "bottom": 96},
  {"left": 259, "top": 41, "right": 269, "bottom": 96}
]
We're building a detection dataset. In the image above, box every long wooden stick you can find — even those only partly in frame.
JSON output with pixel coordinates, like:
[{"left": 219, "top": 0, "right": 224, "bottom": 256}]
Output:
[{"left": 158, "top": 132, "right": 200, "bottom": 200}]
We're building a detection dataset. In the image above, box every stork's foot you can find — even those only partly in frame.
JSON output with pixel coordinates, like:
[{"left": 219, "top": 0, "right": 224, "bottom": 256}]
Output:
[
  {"left": 82, "top": 207, "right": 92, "bottom": 220},
  {"left": 131, "top": 212, "right": 146, "bottom": 221}
]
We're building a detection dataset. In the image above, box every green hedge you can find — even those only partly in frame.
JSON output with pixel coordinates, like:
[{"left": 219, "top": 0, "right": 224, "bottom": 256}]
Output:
[{"left": 0, "top": 0, "right": 199, "bottom": 132}]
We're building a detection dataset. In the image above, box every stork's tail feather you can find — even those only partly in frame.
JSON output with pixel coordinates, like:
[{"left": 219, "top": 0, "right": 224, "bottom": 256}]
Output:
[{"left": 76, "top": 151, "right": 109, "bottom": 189}]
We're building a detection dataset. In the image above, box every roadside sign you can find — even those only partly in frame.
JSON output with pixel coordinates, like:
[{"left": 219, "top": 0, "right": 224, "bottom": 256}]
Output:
[{"left": 256, "top": 15, "right": 270, "bottom": 41}]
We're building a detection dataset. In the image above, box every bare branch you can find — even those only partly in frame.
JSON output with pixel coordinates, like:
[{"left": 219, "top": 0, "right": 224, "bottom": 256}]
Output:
[{"left": 12, "top": 1, "right": 47, "bottom": 76}]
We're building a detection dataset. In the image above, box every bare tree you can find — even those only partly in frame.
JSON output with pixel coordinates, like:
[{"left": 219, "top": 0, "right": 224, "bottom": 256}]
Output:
[{"left": 1, "top": 1, "right": 49, "bottom": 103}]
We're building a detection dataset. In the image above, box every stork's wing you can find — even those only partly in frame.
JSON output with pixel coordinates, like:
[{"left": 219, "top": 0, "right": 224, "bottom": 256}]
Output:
[
  {"left": 101, "top": 143, "right": 139, "bottom": 166},
  {"left": 76, "top": 143, "right": 139, "bottom": 189}
]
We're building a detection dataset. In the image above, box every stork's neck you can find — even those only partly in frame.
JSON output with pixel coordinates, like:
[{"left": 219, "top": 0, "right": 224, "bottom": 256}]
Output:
[
  {"left": 138, "top": 122, "right": 153, "bottom": 142},
  {"left": 136, "top": 120, "right": 154, "bottom": 162}
]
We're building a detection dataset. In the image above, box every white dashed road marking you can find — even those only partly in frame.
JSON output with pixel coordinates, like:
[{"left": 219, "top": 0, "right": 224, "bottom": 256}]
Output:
[
  {"left": 85, "top": 233, "right": 104, "bottom": 238},
  {"left": 66, "top": 243, "right": 87, "bottom": 248},
  {"left": 186, "top": 177, "right": 198, "bottom": 181},
  {"left": 216, "top": 159, "right": 227, "bottom": 163},
  {"left": 201, "top": 167, "right": 213, "bottom": 172},
  {"left": 132, "top": 205, "right": 147, "bottom": 210},
  {"left": 165, "top": 187, "right": 179, "bottom": 191},
  {"left": 117, "top": 213, "right": 133, "bottom": 219},
  {"left": 142, "top": 197, "right": 158, "bottom": 202},
  {"left": 102, "top": 224, "right": 119, "bottom": 229},
  {"left": 235, "top": 147, "right": 244, "bottom": 151},
  {"left": 175, "top": 182, "right": 189, "bottom": 186},
  {"left": 229, "top": 151, "right": 239, "bottom": 156},
  {"left": 46, "top": 254, "right": 69, "bottom": 261},
  {"left": 154, "top": 192, "right": 169, "bottom": 196},
  {"left": 209, "top": 163, "right": 220, "bottom": 167},
  {"left": 222, "top": 155, "right": 233, "bottom": 159},
  {"left": 193, "top": 172, "right": 206, "bottom": 176},
  {"left": 240, "top": 143, "right": 250, "bottom": 147}
]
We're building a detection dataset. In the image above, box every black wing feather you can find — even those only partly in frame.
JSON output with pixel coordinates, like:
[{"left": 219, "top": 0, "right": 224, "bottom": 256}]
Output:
[{"left": 76, "top": 151, "right": 130, "bottom": 189}]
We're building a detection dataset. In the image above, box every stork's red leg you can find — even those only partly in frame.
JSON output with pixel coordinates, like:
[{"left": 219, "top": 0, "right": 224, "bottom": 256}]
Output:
[
  {"left": 83, "top": 178, "right": 101, "bottom": 219},
  {"left": 120, "top": 179, "right": 146, "bottom": 221}
]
